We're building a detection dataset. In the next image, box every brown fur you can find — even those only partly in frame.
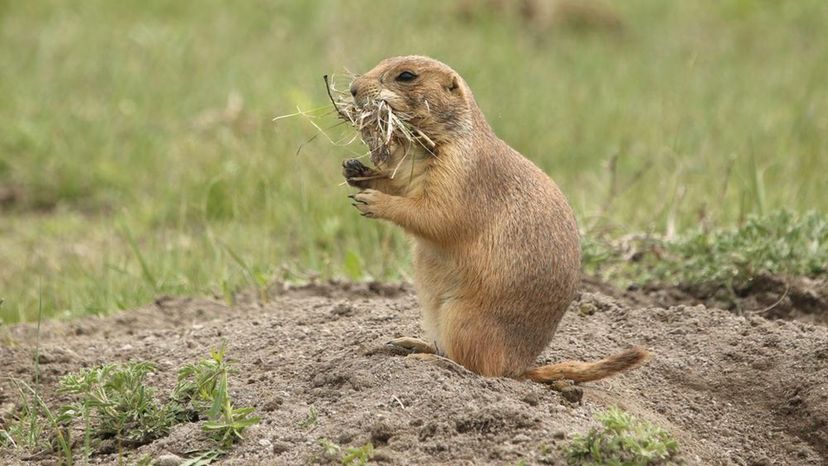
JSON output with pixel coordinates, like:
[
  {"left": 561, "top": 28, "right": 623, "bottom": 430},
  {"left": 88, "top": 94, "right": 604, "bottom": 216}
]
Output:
[{"left": 344, "top": 56, "right": 648, "bottom": 384}]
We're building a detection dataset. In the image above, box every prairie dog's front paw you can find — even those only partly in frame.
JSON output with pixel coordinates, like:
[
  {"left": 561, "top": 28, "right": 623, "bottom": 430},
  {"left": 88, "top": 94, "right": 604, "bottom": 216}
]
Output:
[
  {"left": 342, "top": 159, "right": 376, "bottom": 188},
  {"left": 349, "top": 189, "right": 386, "bottom": 218}
]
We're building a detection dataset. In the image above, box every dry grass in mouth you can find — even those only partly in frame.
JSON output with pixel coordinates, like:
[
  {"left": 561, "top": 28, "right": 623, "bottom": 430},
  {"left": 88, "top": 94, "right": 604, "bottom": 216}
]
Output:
[
  {"left": 272, "top": 74, "right": 436, "bottom": 180},
  {"left": 323, "top": 74, "right": 436, "bottom": 167}
]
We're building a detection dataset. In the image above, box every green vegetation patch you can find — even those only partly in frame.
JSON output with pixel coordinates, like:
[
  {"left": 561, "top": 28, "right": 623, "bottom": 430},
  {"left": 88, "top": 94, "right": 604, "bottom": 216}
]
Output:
[
  {"left": 1, "top": 344, "right": 259, "bottom": 464},
  {"left": 316, "top": 438, "right": 375, "bottom": 466},
  {"left": 172, "top": 344, "right": 261, "bottom": 449},
  {"left": 58, "top": 361, "right": 174, "bottom": 448},
  {"left": 584, "top": 210, "right": 828, "bottom": 290},
  {"left": 566, "top": 407, "right": 680, "bottom": 465}
]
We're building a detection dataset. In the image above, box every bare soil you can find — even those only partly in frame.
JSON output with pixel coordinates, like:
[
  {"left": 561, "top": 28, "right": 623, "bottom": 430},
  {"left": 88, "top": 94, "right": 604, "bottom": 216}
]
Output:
[{"left": 1, "top": 280, "right": 826, "bottom": 465}]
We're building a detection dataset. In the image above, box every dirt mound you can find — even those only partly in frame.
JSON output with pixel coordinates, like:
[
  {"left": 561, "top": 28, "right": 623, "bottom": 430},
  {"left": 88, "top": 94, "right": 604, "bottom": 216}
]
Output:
[{"left": 1, "top": 282, "right": 826, "bottom": 465}]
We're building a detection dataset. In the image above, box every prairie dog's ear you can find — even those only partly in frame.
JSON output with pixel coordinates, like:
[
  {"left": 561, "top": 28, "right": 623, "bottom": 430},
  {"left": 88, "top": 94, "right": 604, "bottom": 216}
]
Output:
[{"left": 446, "top": 75, "right": 461, "bottom": 94}]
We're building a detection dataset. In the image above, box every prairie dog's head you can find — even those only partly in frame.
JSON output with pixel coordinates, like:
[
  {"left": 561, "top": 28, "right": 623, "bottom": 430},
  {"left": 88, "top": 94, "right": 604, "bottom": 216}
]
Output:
[{"left": 349, "top": 56, "right": 479, "bottom": 146}]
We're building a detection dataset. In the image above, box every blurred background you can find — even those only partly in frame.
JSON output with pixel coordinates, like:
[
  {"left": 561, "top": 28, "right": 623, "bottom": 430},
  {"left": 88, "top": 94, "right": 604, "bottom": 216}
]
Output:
[{"left": 1, "top": 0, "right": 826, "bottom": 322}]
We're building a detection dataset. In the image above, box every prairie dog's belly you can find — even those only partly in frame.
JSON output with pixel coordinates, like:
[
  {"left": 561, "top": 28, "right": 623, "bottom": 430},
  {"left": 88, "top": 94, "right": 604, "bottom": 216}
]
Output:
[{"left": 411, "top": 240, "right": 463, "bottom": 346}]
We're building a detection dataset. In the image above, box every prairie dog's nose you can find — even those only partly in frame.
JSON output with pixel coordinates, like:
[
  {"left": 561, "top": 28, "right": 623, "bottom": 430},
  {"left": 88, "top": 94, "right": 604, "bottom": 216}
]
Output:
[{"left": 350, "top": 82, "right": 358, "bottom": 98}]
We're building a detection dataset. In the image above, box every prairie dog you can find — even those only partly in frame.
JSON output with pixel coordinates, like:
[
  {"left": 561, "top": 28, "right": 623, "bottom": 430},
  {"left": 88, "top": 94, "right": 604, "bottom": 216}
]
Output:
[{"left": 343, "top": 56, "right": 648, "bottom": 383}]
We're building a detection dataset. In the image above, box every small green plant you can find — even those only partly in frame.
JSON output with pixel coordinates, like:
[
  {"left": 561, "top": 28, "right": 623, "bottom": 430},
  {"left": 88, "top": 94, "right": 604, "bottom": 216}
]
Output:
[
  {"left": 1, "top": 381, "right": 44, "bottom": 451},
  {"left": 318, "top": 437, "right": 341, "bottom": 457},
  {"left": 341, "top": 443, "right": 375, "bottom": 466},
  {"left": 174, "top": 344, "right": 260, "bottom": 448},
  {"left": 299, "top": 406, "right": 318, "bottom": 429},
  {"left": 180, "top": 449, "right": 224, "bottom": 466},
  {"left": 565, "top": 407, "right": 680, "bottom": 465},
  {"left": 58, "top": 361, "right": 174, "bottom": 447},
  {"left": 2, "top": 379, "right": 74, "bottom": 464},
  {"left": 316, "top": 438, "right": 375, "bottom": 466}
]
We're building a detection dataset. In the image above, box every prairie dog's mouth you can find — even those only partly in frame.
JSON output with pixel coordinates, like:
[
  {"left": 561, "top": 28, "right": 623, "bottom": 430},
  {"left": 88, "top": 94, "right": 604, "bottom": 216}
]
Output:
[
  {"left": 327, "top": 78, "right": 436, "bottom": 166},
  {"left": 349, "top": 99, "right": 416, "bottom": 165}
]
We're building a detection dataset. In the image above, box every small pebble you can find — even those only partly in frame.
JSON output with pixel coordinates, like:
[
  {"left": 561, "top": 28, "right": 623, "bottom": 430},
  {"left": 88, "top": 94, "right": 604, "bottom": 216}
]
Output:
[
  {"left": 512, "top": 434, "right": 531, "bottom": 443},
  {"left": 153, "top": 453, "right": 184, "bottom": 466}
]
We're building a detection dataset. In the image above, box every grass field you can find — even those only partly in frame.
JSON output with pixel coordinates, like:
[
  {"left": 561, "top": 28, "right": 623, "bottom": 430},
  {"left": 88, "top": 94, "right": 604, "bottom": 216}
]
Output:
[{"left": 1, "top": 0, "right": 826, "bottom": 322}]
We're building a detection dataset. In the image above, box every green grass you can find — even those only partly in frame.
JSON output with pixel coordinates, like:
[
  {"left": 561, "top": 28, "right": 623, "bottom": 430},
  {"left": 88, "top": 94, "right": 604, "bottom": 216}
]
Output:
[
  {"left": 316, "top": 438, "right": 375, "bottom": 466},
  {"left": 299, "top": 406, "right": 318, "bottom": 430},
  {"left": 1, "top": 344, "right": 258, "bottom": 463},
  {"left": 565, "top": 407, "right": 680, "bottom": 465},
  {"left": 1, "top": 0, "right": 826, "bottom": 322},
  {"left": 174, "top": 344, "right": 260, "bottom": 450},
  {"left": 584, "top": 209, "right": 828, "bottom": 290},
  {"left": 2, "top": 378, "right": 73, "bottom": 464},
  {"left": 58, "top": 361, "right": 174, "bottom": 448}
]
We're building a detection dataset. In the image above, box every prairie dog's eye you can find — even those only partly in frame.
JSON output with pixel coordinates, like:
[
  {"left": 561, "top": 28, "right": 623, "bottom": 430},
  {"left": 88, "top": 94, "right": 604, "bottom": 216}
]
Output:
[{"left": 395, "top": 71, "right": 417, "bottom": 82}]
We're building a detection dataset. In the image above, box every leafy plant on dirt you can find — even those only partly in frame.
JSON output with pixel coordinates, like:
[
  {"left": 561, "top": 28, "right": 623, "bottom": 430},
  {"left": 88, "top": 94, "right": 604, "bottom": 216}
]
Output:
[
  {"left": 316, "top": 438, "right": 375, "bottom": 466},
  {"left": 1, "top": 379, "right": 73, "bottom": 464},
  {"left": 565, "top": 407, "right": 680, "bottom": 465},
  {"left": 2, "top": 344, "right": 258, "bottom": 464},
  {"left": 58, "top": 361, "right": 174, "bottom": 447},
  {"left": 299, "top": 406, "right": 319, "bottom": 430},
  {"left": 173, "top": 343, "right": 260, "bottom": 449},
  {"left": 180, "top": 449, "right": 224, "bottom": 466},
  {"left": 318, "top": 437, "right": 339, "bottom": 452},
  {"left": 342, "top": 443, "right": 375, "bottom": 466},
  {"left": 583, "top": 210, "right": 828, "bottom": 290}
]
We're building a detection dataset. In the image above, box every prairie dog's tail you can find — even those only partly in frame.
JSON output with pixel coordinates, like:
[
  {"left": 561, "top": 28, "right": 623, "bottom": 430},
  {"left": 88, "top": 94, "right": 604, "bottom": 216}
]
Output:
[{"left": 523, "top": 347, "right": 650, "bottom": 383}]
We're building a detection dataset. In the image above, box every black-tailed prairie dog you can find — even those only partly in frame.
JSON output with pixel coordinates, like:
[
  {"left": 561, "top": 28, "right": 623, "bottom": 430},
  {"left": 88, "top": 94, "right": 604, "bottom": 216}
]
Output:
[{"left": 341, "top": 55, "right": 648, "bottom": 384}]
